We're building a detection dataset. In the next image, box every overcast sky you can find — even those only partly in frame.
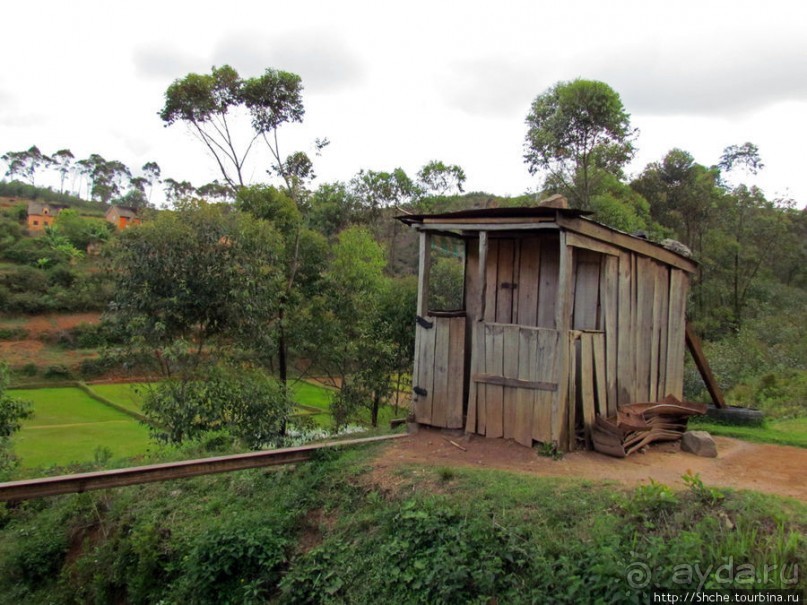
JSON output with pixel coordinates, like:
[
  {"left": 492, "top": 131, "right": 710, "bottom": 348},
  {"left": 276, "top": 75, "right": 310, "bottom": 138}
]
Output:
[{"left": 1, "top": 0, "right": 805, "bottom": 206}]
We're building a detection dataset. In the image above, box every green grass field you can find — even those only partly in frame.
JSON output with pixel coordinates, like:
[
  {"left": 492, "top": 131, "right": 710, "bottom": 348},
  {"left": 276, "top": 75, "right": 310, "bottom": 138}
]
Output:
[
  {"left": 89, "top": 382, "right": 148, "bottom": 415},
  {"left": 8, "top": 380, "right": 407, "bottom": 469},
  {"left": 689, "top": 416, "right": 807, "bottom": 448},
  {"left": 88, "top": 379, "right": 406, "bottom": 427},
  {"left": 8, "top": 387, "right": 151, "bottom": 468}
]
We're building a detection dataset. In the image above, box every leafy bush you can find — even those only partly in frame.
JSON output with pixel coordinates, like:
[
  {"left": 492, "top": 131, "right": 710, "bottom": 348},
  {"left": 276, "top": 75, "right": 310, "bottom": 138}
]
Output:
[
  {"left": 43, "top": 365, "right": 71, "bottom": 379},
  {"left": 78, "top": 357, "right": 116, "bottom": 379},
  {"left": 1, "top": 266, "right": 48, "bottom": 294},
  {"left": 0, "top": 327, "right": 27, "bottom": 341},
  {"left": 1, "top": 237, "right": 50, "bottom": 265},
  {"left": 143, "top": 364, "right": 293, "bottom": 448},
  {"left": 173, "top": 515, "right": 290, "bottom": 604},
  {"left": 0, "top": 363, "right": 33, "bottom": 474}
]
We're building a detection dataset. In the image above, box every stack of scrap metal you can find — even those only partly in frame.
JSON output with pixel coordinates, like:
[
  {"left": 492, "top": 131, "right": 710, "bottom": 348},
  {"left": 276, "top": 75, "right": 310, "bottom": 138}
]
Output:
[{"left": 592, "top": 395, "right": 707, "bottom": 458}]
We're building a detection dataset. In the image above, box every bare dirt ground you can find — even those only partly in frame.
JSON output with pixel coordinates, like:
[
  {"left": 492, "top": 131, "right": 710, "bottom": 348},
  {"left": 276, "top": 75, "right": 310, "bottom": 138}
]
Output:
[
  {"left": 0, "top": 312, "right": 101, "bottom": 368},
  {"left": 13, "top": 312, "right": 101, "bottom": 336},
  {"left": 372, "top": 427, "right": 807, "bottom": 501}
]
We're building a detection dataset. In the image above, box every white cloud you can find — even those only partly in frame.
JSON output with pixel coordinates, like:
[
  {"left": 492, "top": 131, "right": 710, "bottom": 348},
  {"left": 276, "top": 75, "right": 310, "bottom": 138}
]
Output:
[
  {"left": 133, "top": 46, "right": 206, "bottom": 80},
  {"left": 212, "top": 31, "right": 365, "bottom": 93}
]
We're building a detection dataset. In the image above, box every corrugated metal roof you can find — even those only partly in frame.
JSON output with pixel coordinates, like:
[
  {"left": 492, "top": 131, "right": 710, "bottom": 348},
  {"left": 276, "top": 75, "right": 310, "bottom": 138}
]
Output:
[
  {"left": 396, "top": 206, "right": 592, "bottom": 225},
  {"left": 108, "top": 205, "right": 139, "bottom": 218}
]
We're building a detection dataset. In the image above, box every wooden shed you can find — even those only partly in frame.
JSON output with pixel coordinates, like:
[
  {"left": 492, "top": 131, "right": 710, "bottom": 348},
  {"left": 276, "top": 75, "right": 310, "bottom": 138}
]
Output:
[{"left": 398, "top": 202, "right": 698, "bottom": 451}]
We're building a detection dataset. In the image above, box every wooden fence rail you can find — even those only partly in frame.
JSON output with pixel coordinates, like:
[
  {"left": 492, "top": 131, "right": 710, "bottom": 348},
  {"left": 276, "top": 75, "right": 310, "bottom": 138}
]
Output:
[{"left": 0, "top": 434, "right": 408, "bottom": 502}]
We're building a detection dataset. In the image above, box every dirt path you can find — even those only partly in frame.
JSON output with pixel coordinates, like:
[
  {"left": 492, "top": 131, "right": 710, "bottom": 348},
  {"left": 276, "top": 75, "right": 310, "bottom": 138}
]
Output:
[{"left": 373, "top": 428, "right": 807, "bottom": 501}]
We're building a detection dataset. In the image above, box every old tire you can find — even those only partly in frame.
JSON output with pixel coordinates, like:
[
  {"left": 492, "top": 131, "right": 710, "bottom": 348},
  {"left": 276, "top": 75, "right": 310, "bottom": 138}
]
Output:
[{"left": 706, "top": 406, "right": 764, "bottom": 426}]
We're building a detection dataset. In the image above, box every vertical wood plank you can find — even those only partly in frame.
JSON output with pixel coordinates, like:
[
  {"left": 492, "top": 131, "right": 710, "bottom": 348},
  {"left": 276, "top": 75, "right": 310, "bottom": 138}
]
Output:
[
  {"left": 464, "top": 239, "right": 479, "bottom": 323},
  {"left": 484, "top": 239, "right": 499, "bottom": 323},
  {"left": 431, "top": 318, "right": 450, "bottom": 427},
  {"left": 410, "top": 320, "right": 422, "bottom": 424},
  {"left": 446, "top": 317, "right": 466, "bottom": 428},
  {"left": 648, "top": 261, "right": 663, "bottom": 401},
  {"left": 517, "top": 237, "right": 540, "bottom": 327},
  {"left": 515, "top": 327, "right": 535, "bottom": 446},
  {"left": 510, "top": 240, "right": 521, "bottom": 324},
  {"left": 565, "top": 331, "right": 578, "bottom": 450},
  {"left": 554, "top": 236, "right": 573, "bottom": 446},
  {"left": 416, "top": 231, "right": 431, "bottom": 317},
  {"left": 477, "top": 232, "right": 488, "bottom": 323},
  {"left": 537, "top": 236, "right": 559, "bottom": 329},
  {"left": 531, "top": 328, "right": 556, "bottom": 444},
  {"left": 665, "top": 269, "right": 688, "bottom": 399},
  {"left": 465, "top": 335, "right": 478, "bottom": 435},
  {"left": 474, "top": 321, "right": 487, "bottom": 434},
  {"left": 592, "top": 333, "right": 607, "bottom": 417},
  {"left": 636, "top": 256, "right": 655, "bottom": 402},
  {"left": 617, "top": 252, "right": 634, "bottom": 404},
  {"left": 656, "top": 264, "right": 670, "bottom": 398},
  {"left": 502, "top": 326, "right": 520, "bottom": 439},
  {"left": 572, "top": 250, "right": 601, "bottom": 330},
  {"left": 601, "top": 255, "right": 619, "bottom": 415},
  {"left": 580, "top": 333, "right": 595, "bottom": 448},
  {"left": 495, "top": 239, "right": 515, "bottom": 324},
  {"left": 485, "top": 323, "right": 505, "bottom": 438},
  {"left": 414, "top": 323, "right": 436, "bottom": 423}
]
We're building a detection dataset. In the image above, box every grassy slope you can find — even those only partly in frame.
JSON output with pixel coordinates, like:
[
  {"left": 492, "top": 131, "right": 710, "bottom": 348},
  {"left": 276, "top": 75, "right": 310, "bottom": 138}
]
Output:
[
  {"left": 0, "top": 445, "right": 803, "bottom": 604},
  {"left": 8, "top": 387, "right": 150, "bottom": 468}
]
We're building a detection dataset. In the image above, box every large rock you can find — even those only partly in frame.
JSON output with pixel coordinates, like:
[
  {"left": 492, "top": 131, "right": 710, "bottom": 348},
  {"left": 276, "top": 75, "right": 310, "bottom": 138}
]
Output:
[{"left": 681, "top": 430, "right": 718, "bottom": 458}]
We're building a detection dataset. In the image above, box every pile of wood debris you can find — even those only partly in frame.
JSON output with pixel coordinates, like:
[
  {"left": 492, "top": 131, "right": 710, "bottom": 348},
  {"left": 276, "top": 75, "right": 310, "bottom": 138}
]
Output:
[{"left": 592, "top": 395, "right": 707, "bottom": 458}]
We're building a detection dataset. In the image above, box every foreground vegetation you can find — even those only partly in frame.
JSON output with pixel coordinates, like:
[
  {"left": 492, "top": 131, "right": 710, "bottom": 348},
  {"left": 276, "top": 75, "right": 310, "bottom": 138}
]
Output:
[{"left": 0, "top": 444, "right": 803, "bottom": 604}]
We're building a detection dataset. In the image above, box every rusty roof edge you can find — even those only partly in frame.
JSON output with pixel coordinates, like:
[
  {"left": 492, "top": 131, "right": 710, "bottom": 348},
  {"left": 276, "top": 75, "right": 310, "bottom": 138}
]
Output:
[{"left": 396, "top": 206, "right": 698, "bottom": 268}]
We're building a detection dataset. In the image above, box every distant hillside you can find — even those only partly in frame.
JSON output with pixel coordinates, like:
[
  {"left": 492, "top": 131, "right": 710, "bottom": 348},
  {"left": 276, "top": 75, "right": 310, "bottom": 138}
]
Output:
[{"left": 0, "top": 180, "right": 107, "bottom": 216}]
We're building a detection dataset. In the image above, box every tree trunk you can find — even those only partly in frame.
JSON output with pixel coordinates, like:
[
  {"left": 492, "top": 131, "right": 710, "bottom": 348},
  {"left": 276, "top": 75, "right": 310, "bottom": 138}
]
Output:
[{"left": 371, "top": 394, "right": 380, "bottom": 427}]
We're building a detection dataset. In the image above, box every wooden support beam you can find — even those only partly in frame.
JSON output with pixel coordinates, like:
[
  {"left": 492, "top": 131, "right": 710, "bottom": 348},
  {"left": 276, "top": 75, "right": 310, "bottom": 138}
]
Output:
[
  {"left": 685, "top": 322, "right": 727, "bottom": 409},
  {"left": 555, "top": 215, "right": 698, "bottom": 273},
  {"left": 416, "top": 231, "right": 431, "bottom": 317},
  {"left": 472, "top": 374, "right": 557, "bottom": 392},
  {"left": 413, "top": 222, "right": 561, "bottom": 233},
  {"left": 478, "top": 231, "right": 488, "bottom": 322},
  {"left": 0, "top": 434, "right": 408, "bottom": 502}
]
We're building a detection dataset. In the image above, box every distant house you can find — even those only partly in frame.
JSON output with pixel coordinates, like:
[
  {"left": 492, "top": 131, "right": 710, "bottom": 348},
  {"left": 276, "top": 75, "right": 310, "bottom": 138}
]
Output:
[
  {"left": 27, "top": 202, "right": 68, "bottom": 232},
  {"left": 105, "top": 205, "right": 141, "bottom": 230}
]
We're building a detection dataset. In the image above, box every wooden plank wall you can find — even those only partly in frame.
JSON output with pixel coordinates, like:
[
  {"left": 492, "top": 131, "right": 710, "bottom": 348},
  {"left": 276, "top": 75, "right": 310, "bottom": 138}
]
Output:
[
  {"left": 461, "top": 229, "right": 690, "bottom": 450},
  {"left": 482, "top": 234, "right": 560, "bottom": 329},
  {"left": 568, "top": 331, "right": 606, "bottom": 448},
  {"left": 565, "top": 234, "right": 690, "bottom": 416},
  {"left": 413, "top": 316, "right": 466, "bottom": 428},
  {"left": 467, "top": 323, "right": 559, "bottom": 447}
]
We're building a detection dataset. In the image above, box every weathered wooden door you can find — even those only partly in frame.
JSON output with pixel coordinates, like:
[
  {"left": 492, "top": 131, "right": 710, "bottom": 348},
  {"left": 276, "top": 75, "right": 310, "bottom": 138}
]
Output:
[
  {"left": 466, "top": 323, "right": 560, "bottom": 447},
  {"left": 412, "top": 314, "right": 466, "bottom": 429}
]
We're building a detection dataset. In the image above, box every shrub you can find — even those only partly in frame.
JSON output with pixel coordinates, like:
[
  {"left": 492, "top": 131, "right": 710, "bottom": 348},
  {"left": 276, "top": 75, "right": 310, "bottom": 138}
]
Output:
[
  {"left": 173, "top": 515, "right": 289, "bottom": 604},
  {"left": 78, "top": 357, "right": 115, "bottom": 379},
  {"left": 20, "top": 363, "right": 38, "bottom": 377},
  {"left": 144, "top": 364, "right": 293, "bottom": 449},
  {"left": 1, "top": 237, "right": 49, "bottom": 264},
  {"left": 1, "top": 266, "right": 48, "bottom": 294},
  {"left": 43, "top": 365, "right": 72, "bottom": 379},
  {"left": 0, "top": 327, "right": 27, "bottom": 341}
]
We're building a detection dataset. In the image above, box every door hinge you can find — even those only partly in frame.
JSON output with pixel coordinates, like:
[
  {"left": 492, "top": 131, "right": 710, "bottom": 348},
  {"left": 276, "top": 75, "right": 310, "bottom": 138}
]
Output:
[{"left": 416, "top": 315, "right": 433, "bottom": 329}]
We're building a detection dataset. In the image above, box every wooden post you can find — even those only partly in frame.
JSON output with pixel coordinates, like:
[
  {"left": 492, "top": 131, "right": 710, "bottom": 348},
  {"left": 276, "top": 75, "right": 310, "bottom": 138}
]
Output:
[
  {"left": 478, "top": 231, "right": 488, "bottom": 322},
  {"left": 554, "top": 233, "right": 574, "bottom": 447},
  {"left": 685, "top": 322, "right": 727, "bottom": 409},
  {"left": 416, "top": 230, "right": 431, "bottom": 317}
]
